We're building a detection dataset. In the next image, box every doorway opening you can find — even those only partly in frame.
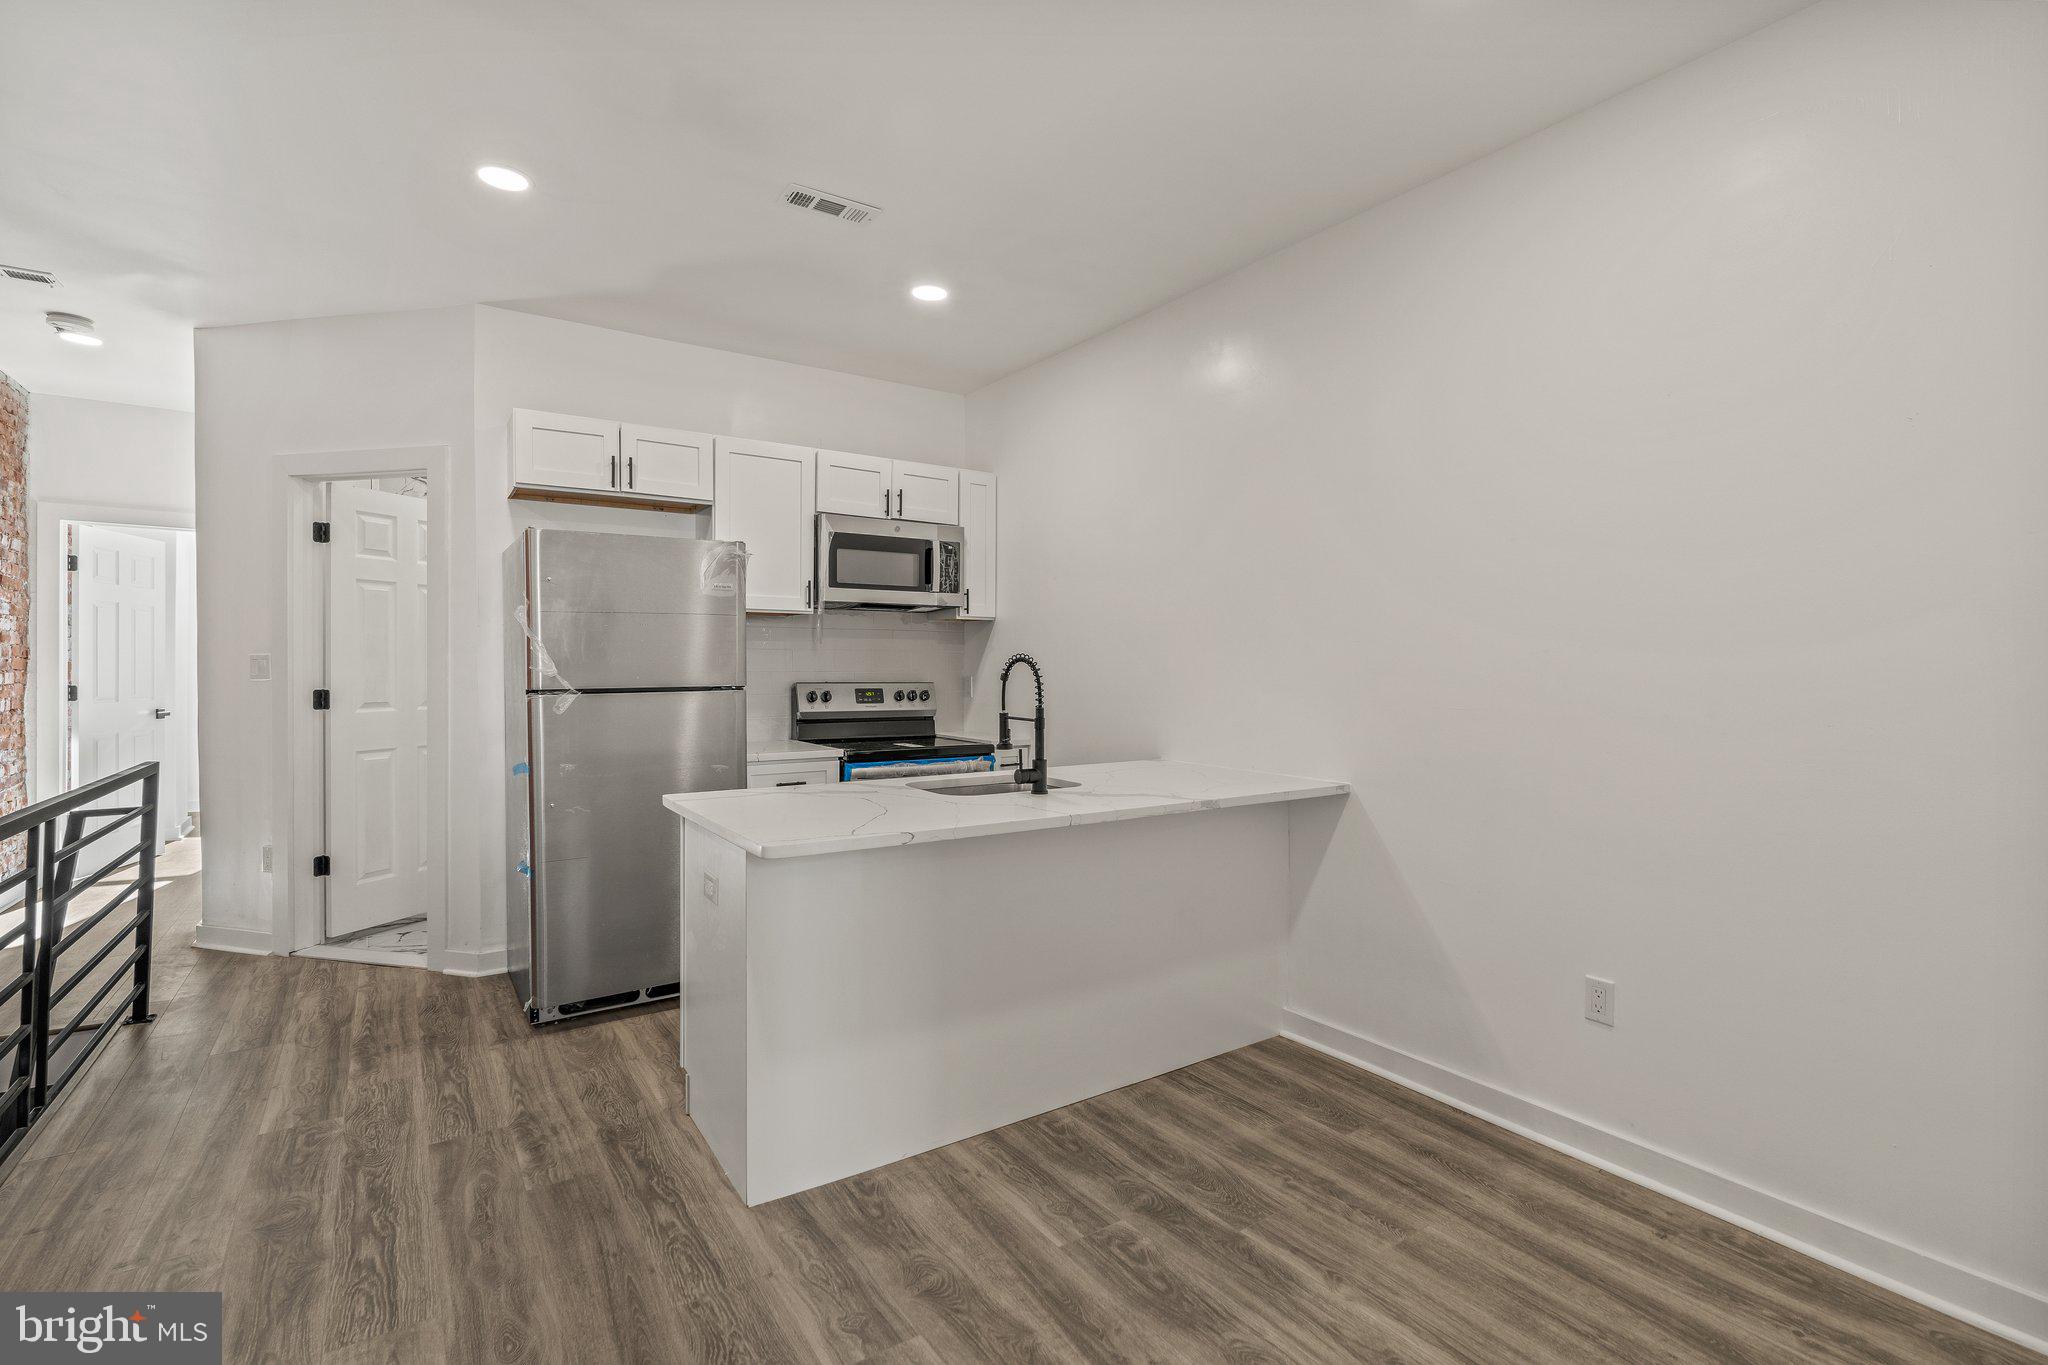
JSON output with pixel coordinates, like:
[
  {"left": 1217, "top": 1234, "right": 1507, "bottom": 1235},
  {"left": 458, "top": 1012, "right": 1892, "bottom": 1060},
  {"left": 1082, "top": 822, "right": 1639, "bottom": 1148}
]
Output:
[
  {"left": 63, "top": 520, "right": 201, "bottom": 849},
  {"left": 310, "top": 475, "right": 435, "bottom": 965}
]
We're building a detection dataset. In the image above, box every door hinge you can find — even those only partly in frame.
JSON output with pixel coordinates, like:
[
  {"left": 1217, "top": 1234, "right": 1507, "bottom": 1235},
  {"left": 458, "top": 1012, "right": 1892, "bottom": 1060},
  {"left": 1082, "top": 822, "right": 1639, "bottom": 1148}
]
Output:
[
  {"left": 312, "top": 521, "right": 331, "bottom": 543},
  {"left": 312, "top": 688, "right": 330, "bottom": 711},
  {"left": 66, "top": 553, "right": 78, "bottom": 572},
  {"left": 66, "top": 683, "right": 78, "bottom": 702},
  {"left": 313, "top": 855, "right": 331, "bottom": 877}
]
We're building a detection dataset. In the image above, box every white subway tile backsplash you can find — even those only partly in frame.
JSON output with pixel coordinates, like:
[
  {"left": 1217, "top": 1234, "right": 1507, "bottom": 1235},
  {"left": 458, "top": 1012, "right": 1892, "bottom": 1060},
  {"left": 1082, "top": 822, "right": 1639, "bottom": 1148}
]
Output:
[{"left": 743, "top": 613, "right": 971, "bottom": 742}]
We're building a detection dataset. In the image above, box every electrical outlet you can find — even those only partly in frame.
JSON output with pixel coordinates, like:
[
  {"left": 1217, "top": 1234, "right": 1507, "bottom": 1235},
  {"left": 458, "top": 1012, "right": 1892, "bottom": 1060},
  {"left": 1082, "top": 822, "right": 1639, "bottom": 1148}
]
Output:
[
  {"left": 701, "top": 873, "right": 719, "bottom": 905},
  {"left": 261, "top": 844, "right": 274, "bottom": 873},
  {"left": 1584, "top": 976, "right": 1616, "bottom": 1026}
]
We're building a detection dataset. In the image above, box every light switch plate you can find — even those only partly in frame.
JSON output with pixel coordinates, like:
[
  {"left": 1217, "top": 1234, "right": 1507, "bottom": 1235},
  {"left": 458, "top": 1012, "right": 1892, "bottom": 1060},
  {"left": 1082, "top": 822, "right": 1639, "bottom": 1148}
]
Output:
[
  {"left": 248, "top": 653, "right": 272, "bottom": 681},
  {"left": 701, "top": 873, "right": 719, "bottom": 905}
]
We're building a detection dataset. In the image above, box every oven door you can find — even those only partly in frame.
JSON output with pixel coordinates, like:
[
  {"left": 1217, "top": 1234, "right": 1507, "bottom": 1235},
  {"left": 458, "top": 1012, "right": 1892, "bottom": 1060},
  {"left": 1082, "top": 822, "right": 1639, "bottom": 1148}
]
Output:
[{"left": 817, "top": 513, "right": 965, "bottom": 610}]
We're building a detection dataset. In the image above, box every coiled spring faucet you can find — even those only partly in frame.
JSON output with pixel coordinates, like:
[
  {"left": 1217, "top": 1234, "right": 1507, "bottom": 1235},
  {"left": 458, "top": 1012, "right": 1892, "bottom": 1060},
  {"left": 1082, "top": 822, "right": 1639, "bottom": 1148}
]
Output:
[{"left": 997, "top": 654, "right": 1050, "bottom": 794}]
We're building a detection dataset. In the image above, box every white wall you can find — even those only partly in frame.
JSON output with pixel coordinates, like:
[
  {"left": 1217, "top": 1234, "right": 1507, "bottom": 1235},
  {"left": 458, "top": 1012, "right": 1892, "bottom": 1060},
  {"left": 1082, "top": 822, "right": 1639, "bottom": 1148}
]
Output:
[
  {"left": 967, "top": 0, "right": 2047, "bottom": 1343},
  {"left": 193, "top": 307, "right": 476, "bottom": 953},
  {"left": 24, "top": 395, "right": 197, "bottom": 813},
  {"left": 27, "top": 394, "right": 194, "bottom": 510}
]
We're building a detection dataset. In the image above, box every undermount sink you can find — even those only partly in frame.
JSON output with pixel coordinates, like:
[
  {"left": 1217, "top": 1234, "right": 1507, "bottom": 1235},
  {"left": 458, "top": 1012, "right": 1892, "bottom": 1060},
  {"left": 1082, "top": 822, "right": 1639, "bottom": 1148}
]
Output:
[{"left": 910, "top": 776, "right": 1080, "bottom": 797}]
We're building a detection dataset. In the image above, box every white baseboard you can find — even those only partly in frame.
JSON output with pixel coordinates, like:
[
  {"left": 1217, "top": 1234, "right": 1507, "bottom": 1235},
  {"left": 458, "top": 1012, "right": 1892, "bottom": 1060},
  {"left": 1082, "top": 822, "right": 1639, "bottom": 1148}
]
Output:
[
  {"left": 440, "top": 946, "right": 507, "bottom": 977},
  {"left": 292, "top": 942, "right": 429, "bottom": 971},
  {"left": 192, "top": 922, "right": 273, "bottom": 956},
  {"left": 1281, "top": 1008, "right": 2048, "bottom": 1357}
]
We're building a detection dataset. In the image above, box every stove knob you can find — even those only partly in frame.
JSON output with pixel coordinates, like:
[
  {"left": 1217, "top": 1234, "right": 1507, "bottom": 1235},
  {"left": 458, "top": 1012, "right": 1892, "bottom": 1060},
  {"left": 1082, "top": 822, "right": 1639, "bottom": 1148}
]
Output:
[
  {"left": 894, "top": 689, "right": 905, "bottom": 701},
  {"left": 919, "top": 689, "right": 930, "bottom": 701},
  {"left": 806, "top": 690, "right": 818, "bottom": 704},
  {"left": 821, "top": 690, "right": 832, "bottom": 703}
]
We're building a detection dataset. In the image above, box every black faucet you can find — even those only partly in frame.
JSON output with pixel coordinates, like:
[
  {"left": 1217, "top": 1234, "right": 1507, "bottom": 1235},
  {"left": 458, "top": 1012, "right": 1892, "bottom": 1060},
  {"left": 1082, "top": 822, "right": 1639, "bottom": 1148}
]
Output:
[{"left": 997, "top": 654, "right": 1050, "bottom": 794}]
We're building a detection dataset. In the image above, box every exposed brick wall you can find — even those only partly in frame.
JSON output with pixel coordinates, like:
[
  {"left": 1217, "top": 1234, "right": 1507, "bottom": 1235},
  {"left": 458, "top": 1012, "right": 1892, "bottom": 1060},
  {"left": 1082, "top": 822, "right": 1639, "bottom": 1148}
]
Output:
[{"left": 0, "top": 371, "right": 26, "bottom": 878}]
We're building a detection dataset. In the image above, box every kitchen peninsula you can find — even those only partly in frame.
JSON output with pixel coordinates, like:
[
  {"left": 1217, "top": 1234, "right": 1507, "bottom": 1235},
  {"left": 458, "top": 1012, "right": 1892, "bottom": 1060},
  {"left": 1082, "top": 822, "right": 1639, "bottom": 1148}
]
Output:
[{"left": 664, "top": 760, "right": 1347, "bottom": 1205}]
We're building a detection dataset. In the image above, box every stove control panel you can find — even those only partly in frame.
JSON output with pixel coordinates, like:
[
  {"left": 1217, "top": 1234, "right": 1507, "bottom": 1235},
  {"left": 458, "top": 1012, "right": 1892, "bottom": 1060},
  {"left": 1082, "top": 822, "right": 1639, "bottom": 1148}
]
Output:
[{"left": 795, "top": 681, "right": 935, "bottom": 716}]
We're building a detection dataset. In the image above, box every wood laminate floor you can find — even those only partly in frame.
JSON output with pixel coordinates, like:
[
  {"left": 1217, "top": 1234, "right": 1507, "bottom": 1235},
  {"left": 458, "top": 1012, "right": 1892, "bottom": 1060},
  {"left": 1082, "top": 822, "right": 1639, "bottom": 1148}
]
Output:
[{"left": 0, "top": 838, "right": 2033, "bottom": 1364}]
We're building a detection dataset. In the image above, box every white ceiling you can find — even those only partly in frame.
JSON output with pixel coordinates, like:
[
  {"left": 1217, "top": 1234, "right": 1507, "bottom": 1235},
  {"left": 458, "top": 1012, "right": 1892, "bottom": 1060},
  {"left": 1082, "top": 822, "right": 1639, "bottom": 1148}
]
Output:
[{"left": 0, "top": 0, "right": 1810, "bottom": 412}]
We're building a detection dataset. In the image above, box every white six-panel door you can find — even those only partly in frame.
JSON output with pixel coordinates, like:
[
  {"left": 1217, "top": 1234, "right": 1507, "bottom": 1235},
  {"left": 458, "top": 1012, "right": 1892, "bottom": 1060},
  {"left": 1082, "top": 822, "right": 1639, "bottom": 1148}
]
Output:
[
  {"left": 325, "top": 485, "right": 430, "bottom": 937},
  {"left": 72, "top": 527, "right": 170, "bottom": 838}
]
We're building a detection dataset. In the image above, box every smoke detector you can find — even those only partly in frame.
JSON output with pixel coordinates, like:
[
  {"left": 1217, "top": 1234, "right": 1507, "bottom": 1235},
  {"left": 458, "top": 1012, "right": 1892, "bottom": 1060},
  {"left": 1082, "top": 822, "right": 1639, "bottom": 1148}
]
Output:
[
  {"left": 47, "top": 311, "right": 102, "bottom": 346},
  {"left": 3, "top": 263, "right": 58, "bottom": 286},
  {"left": 783, "top": 183, "right": 881, "bottom": 225}
]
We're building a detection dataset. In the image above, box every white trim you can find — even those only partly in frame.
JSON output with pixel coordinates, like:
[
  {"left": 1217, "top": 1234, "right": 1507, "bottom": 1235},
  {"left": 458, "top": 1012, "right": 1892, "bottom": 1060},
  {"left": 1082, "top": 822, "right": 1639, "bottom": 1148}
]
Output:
[
  {"left": 192, "top": 923, "right": 273, "bottom": 955},
  {"left": 28, "top": 499, "right": 195, "bottom": 809},
  {"left": 268, "top": 447, "right": 453, "bottom": 973},
  {"left": 291, "top": 942, "right": 430, "bottom": 971},
  {"left": 1281, "top": 1008, "right": 2048, "bottom": 1357},
  {"left": 439, "top": 946, "right": 508, "bottom": 978}
]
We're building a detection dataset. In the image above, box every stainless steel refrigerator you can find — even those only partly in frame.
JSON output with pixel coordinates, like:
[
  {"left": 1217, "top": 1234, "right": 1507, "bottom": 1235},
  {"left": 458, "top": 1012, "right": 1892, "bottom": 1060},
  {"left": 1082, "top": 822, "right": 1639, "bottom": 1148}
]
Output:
[{"left": 504, "top": 528, "right": 746, "bottom": 1023}]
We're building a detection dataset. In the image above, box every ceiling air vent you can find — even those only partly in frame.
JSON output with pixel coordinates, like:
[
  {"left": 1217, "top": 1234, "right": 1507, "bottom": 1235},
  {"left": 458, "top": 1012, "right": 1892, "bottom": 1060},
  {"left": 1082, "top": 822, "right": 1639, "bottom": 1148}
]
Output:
[
  {"left": 2, "top": 263, "right": 58, "bottom": 286},
  {"left": 783, "top": 183, "right": 880, "bottom": 225}
]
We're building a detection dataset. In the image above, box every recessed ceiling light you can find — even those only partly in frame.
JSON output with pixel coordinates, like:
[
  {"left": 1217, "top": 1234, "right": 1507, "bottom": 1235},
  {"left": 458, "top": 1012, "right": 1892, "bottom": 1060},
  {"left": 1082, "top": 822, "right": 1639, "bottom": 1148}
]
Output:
[
  {"left": 476, "top": 165, "right": 531, "bottom": 192},
  {"left": 910, "top": 283, "right": 949, "bottom": 302},
  {"left": 47, "top": 311, "right": 101, "bottom": 346}
]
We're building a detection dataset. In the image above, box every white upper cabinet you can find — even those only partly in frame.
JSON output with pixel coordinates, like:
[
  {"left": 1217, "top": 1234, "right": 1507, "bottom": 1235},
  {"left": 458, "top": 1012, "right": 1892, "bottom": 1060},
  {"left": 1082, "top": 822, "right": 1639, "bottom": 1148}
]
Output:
[
  {"left": 816, "top": 449, "right": 895, "bottom": 517},
  {"left": 511, "top": 409, "right": 619, "bottom": 494},
  {"left": 894, "top": 460, "right": 960, "bottom": 523},
  {"left": 957, "top": 470, "right": 997, "bottom": 620},
  {"left": 712, "top": 438, "right": 817, "bottom": 614},
  {"left": 622, "top": 424, "right": 715, "bottom": 505},
  {"left": 815, "top": 452, "right": 959, "bottom": 523}
]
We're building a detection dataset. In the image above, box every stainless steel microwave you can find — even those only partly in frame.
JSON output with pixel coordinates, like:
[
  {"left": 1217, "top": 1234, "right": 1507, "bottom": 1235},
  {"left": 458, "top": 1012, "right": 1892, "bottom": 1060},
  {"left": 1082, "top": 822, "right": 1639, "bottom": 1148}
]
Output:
[{"left": 816, "top": 512, "right": 965, "bottom": 611}]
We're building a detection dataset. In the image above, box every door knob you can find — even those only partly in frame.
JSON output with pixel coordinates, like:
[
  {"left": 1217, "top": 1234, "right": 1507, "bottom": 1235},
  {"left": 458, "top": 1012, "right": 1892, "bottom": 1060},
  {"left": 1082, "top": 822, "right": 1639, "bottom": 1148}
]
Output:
[{"left": 153, "top": 708, "right": 172, "bottom": 719}]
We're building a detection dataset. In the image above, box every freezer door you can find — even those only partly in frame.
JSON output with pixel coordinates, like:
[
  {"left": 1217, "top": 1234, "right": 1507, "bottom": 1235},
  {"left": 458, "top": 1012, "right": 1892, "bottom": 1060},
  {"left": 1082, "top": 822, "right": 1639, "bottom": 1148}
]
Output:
[
  {"left": 523, "top": 529, "right": 745, "bottom": 690},
  {"left": 528, "top": 688, "right": 745, "bottom": 1011}
]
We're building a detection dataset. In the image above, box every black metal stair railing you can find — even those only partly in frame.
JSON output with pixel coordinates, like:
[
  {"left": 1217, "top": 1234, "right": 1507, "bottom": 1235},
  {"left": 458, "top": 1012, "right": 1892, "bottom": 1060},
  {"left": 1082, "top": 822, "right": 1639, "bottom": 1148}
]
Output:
[{"left": 0, "top": 761, "right": 160, "bottom": 1165}]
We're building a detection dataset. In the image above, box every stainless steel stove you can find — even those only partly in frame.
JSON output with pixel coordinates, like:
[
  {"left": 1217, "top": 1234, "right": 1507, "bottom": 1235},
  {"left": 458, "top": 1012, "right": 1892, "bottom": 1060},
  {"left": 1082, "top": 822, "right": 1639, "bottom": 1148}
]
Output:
[{"left": 791, "top": 681, "right": 997, "bottom": 781}]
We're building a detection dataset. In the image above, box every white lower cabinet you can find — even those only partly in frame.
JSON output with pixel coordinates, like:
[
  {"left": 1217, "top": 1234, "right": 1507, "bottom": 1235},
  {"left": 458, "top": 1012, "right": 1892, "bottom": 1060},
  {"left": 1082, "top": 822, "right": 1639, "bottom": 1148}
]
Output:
[
  {"left": 712, "top": 438, "right": 817, "bottom": 613},
  {"left": 747, "top": 758, "right": 841, "bottom": 789}
]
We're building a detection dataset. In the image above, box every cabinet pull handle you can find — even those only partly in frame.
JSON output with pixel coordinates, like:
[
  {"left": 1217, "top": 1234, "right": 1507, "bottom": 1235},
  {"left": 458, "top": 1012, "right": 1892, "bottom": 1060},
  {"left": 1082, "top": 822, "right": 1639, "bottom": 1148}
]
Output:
[
  {"left": 805, "top": 580, "right": 813, "bottom": 608},
  {"left": 896, "top": 489, "right": 903, "bottom": 517},
  {"left": 882, "top": 488, "right": 889, "bottom": 514},
  {"left": 627, "top": 455, "right": 635, "bottom": 488},
  {"left": 775, "top": 780, "right": 804, "bottom": 787},
  {"left": 611, "top": 454, "right": 619, "bottom": 488}
]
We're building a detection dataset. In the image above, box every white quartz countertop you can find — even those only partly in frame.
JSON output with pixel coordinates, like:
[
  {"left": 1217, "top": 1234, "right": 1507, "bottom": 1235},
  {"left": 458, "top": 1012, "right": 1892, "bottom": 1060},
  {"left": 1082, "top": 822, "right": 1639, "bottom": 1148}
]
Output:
[
  {"left": 746, "top": 739, "right": 843, "bottom": 762},
  {"left": 664, "top": 759, "right": 1348, "bottom": 859}
]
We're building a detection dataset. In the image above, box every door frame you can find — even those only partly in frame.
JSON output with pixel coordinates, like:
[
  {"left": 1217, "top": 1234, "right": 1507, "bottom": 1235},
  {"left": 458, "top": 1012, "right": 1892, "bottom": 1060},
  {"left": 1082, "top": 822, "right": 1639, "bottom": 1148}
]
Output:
[
  {"left": 269, "top": 447, "right": 451, "bottom": 971},
  {"left": 29, "top": 500, "right": 194, "bottom": 811}
]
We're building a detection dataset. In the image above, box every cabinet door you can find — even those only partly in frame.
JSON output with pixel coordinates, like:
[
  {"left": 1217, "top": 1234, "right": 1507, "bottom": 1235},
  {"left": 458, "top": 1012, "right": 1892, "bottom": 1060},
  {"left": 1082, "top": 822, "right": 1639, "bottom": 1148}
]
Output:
[
  {"left": 816, "top": 449, "right": 893, "bottom": 517},
  {"left": 622, "top": 424, "right": 715, "bottom": 504},
  {"left": 893, "top": 460, "right": 960, "bottom": 523},
  {"left": 711, "top": 438, "right": 816, "bottom": 613},
  {"left": 957, "top": 470, "right": 997, "bottom": 620},
  {"left": 511, "top": 409, "right": 619, "bottom": 493}
]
